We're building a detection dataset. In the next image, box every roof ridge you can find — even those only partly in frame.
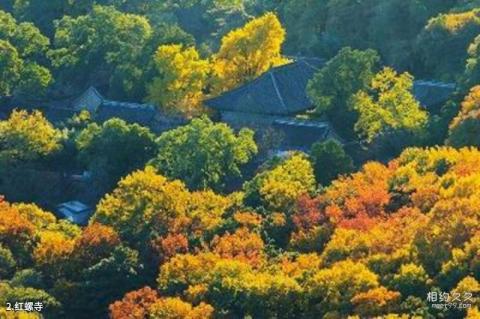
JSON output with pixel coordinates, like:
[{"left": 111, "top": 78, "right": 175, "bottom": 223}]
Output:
[
  {"left": 269, "top": 71, "right": 287, "bottom": 112},
  {"left": 298, "top": 59, "right": 322, "bottom": 71}
]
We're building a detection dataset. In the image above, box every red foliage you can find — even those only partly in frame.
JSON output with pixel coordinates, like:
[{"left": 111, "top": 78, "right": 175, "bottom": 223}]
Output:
[
  {"left": 292, "top": 195, "right": 326, "bottom": 232},
  {"left": 0, "top": 199, "right": 35, "bottom": 248},
  {"left": 211, "top": 228, "right": 265, "bottom": 267},
  {"left": 152, "top": 233, "right": 189, "bottom": 263},
  {"left": 109, "top": 286, "right": 159, "bottom": 319},
  {"left": 74, "top": 223, "right": 120, "bottom": 264}
]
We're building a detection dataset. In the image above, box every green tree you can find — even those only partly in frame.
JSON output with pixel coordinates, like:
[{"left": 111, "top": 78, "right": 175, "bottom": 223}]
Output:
[
  {"left": 0, "top": 39, "right": 22, "bottom": 96},
  {"left": 280, "top": 0, "right": 329, "bottom": 56},
  {"left": 146, "top": 44, "right": 210, "bottom": 117},
  {"left": 352, "top": 67, "right": 428, "bottom": 142},
  {"left": 50, "top": 5, "right": 152, "bottom": 96},
  {"left": 75, "top": 118, "right": 157, "bottom": 191},
  {"left": 310, "top": 139, "right": 354, "bottom": 186},
  {"left": 307, "top": 47, "right": 380, "bottom": 138},
  {"left": 0, "top": 245, "right": 16, "bottom": 279},
  {"left": 416, "top": 9, "right": 480, "bottom": 80},
  {"left": 150, "top": 116, "right": 257, "bottom": 191},
  {"left": 463, "top": 34, "right": 480, "bottom": 89},
  {"left": 0, "top": 10, "right": 52, "bottom": 97},
  {"left": 109, "top": 23, "right": 195, "bottom": 100}
]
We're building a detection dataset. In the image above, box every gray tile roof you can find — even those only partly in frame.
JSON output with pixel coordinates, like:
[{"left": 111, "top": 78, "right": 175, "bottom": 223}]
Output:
[
  {"left": 273, "top": 118, "right": 333, "bottom": 148},
  {"left": 413, "top": 80, "right": 456, "bottom": 110},
  {"left": 205, "top": 58, "right": 325, "bottom": 115},
  {"left": 95, "top": 101, "right": 156, "bottom": 126},
  {"left": 71, "top": 86, "right": 104, "bottom": 112},
  {"left": 71, "top": 87, "right": 157, "bottom": 126},
  {"left": 206, "top": 59, "right": 456, "bottom": 116}
]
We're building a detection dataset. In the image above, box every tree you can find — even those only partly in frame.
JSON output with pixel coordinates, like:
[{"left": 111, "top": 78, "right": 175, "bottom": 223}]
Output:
[
  {"left": 324, "top": 0, "right": 379, "bottom": 51},
  {"left": 0, "top": 39, "right": 21, "bottom": 96},
  {"left": 92, "top": 166, "right": 232, "bottom": 250},
  {"left": 464, "top": 35, "right": 480, "bottom": 88},
  {"left": 50, "top": 5, "right": 152, "bottom": 96},
  {"left": 280, "top": 0, "right": 329, "bottom": 57},
  {"left": 211, "top": 228, "right": 265, "bottom": 267},
  {"left": 150, "top": 116, "right": 257, "bottom": 191},
  {"left": 351, "top": 287, "right": 401, "bottom": 317},
  {"left": 13, "top": 0, "right": 91, "bottom": 35},
  {"left": 72, "top": 223, "right": 120, "bottom": 268},
  {"left": 305, "top": 260, "right": 379, "bottom": 317},
  {"left": 352, "top": 67, "right": 428, "bottom": 142},
  {"left": 148, "top": 298, "right": 214, "bottom": 319},
  {"left": 416, "top": 9, "right": 480, "bottom": 80},
  {"left": 244, "top": 153, "right": 316, "bottom": 211},
  {"left": 307, "top": 47, "right": 380, "bottom": 138},
  {"left": 75, "top": 118, "right": 157, "bottom": 191},
  {"left": 0, "top": 283, "right": 61, "bottom": 317},
  {"left": 0, "top": 244, "right": 16, "bottom": 278},
  {"left": 92, "top": 167, "right": 190, "bottom": 245},
  {"left": 146, "top": 44, "right": 210, "bottom": 117},
  {"left": 0, "top": 10, "right": 51, "bottom": 97},
  {"left": 0, "top": 110, "right": 62, "bottom": 165},
  {"left": 310, "top": 139, "right": 354, "bottom": 186},
  {"left": 390, "top": 263, "right": 430, "bottom": 297},
  {"left": 109, "top": 287, "right": 159, "bottom": 319},
  {"left": 211, "top": 12, "right": 289, "bottom": 94},
  {"left": 447, "top": 85, "right": 480, "bottom": 147}
]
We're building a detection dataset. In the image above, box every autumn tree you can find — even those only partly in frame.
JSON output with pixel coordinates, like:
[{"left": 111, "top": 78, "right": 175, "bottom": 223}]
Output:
[
  {"left": 447, "top": 85, "right": 480, "bottom": 147},
  {"left": 148, "top": 297, "right": 214, "bottom": 319},
  {"left": 109, "top": 286, "right": 159, "bottom": 319},
  {"left": 352, "top": 67, "right": 428, "bottom": 142},
  {"left": 92, "top": 167, "right": 190, "bottom": 246},
  {"left": 0, "top": 110, "right": 62, "bottom": 165},
  {"left": 244, "top": 153, "right": 316, "bottom": 211},
  {"left": 304, "top": 260, "right": 379, "bottom": 317},
  {"left": 92, "top": 167, "right": 232, "bottom": 250},
  {"left": 416, "top": 9, "right": 480, "bottom": 80},
  {"left": 211, "top": 12, "right": 289, "bottom": 94},
  {"left": 150, "top": 116, "right": 257, "bottom": 191},
  {"left": 146, "top": 44, "right": 210, "bottom": 117},
  {"left": 72, "top": 223, "right": 120, "bottom": 268},
  {"left": 211, "top": 228, "right": 265, "bottom": 267},
  {"left": 307, "top": 47, "right": 380, "bottom": 138}
]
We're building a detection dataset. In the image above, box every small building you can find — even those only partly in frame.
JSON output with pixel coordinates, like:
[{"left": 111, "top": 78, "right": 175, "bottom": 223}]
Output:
[
  {"left": 56, "top": 201, "right": 93, "bottom": 225},
  {"left": 71, "top": 86, "right": 157, "bottom": 126},
  {"left": 72, "top": 86, "right": 104, "bottom": 113}
]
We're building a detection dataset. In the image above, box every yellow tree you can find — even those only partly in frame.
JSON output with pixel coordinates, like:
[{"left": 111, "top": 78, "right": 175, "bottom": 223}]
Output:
[
  {"left": 352, "top": 67, "right": 428, "bottom": 142},
  {"left": 146, "top": 44, "right": 210, "bottom": 117},
  {"left": 211, "top": 12, "right": 289, "bottom": 94},
  {"left": 0, "top": 110, "right": 62, "bottom": 164},
  {"left": 447, "top": 85, "right": 480, "bottom": 147}
]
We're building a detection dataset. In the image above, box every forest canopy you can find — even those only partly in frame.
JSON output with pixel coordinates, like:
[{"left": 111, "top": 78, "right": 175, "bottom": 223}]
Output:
[{"left": 1, "top": 0, "right": 480, "bottom": 318}]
